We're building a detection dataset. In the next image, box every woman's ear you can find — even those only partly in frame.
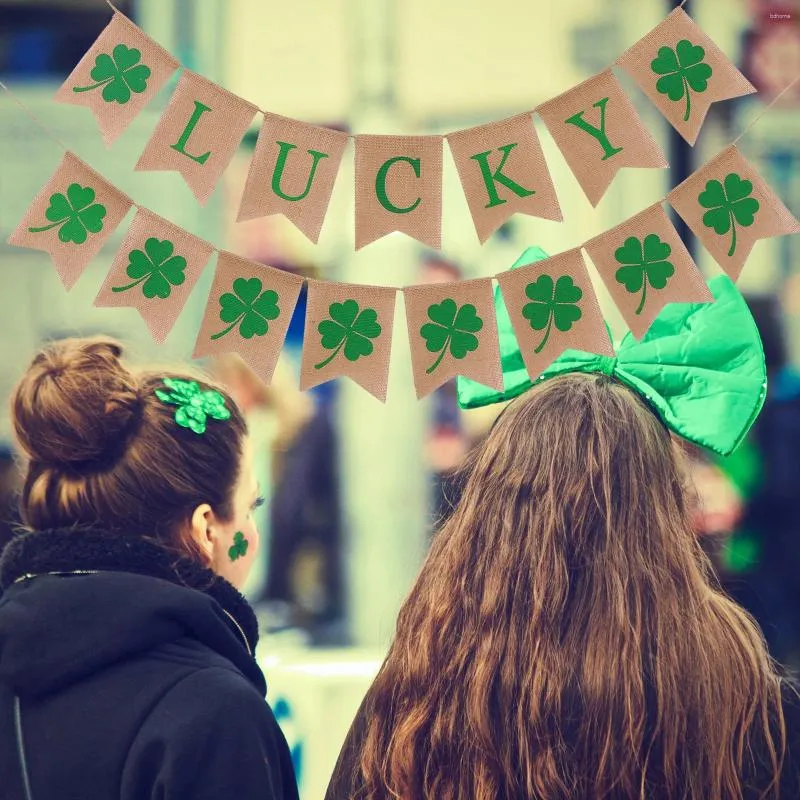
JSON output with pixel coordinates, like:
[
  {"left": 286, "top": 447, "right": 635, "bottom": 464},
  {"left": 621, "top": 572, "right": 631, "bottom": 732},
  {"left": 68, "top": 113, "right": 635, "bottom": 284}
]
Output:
[{"left": 188, "top": 503, "right": 215, "bottom": 561}]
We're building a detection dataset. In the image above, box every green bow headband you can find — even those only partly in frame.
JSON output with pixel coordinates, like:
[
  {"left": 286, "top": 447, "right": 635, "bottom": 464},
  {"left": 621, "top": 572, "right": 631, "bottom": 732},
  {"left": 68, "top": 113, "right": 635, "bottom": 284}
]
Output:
[{"left": 457, "top": 247, "right": 767, "bottom": 457}]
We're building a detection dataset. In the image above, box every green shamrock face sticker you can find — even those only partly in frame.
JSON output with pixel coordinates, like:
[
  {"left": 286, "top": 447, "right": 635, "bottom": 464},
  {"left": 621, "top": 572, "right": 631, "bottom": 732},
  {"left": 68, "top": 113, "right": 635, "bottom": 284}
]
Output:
[
  {"left": 614, "top": 234, "right": 675, "bottom": 315},
  {"left": 212, "top": 278, "right": 280, "bottom": 341},
  {"left": 155, "top": 377, "right": 231, "bottom": 435},
  {"left": 28, "top": 184, "right": 107, "bottom": 244},
  {"left": 698, "top": 173, "right": 760, "bottom": 257},
  {"left": 228, "top": 531, "right": 249, "bottom": 562},
  {"left": 522, "top": 275, "right": 583, "bottom": 354},
  {"left": 315, "top": 300, "right": 381, "bottom": 370},
  {"left": 112, "top": 238, "right": 187, "bottom": 299},
  {"left": 651, "top": 39, "right": 713, "bottom": 122},
  {"left": 420, "top": 299, "right": 483, "bottom": 375},
  {"left": 73, "top": 44, "right": 152, "bottom": 104}
]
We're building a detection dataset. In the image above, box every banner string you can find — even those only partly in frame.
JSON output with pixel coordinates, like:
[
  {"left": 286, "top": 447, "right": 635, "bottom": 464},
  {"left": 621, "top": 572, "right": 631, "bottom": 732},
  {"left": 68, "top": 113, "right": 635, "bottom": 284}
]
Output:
[
  {"left": 733, "top": 72, "right": 800, "bottom": 145},
  {"left": 0, "top": 81, "right": 69, "bottom": 151}
]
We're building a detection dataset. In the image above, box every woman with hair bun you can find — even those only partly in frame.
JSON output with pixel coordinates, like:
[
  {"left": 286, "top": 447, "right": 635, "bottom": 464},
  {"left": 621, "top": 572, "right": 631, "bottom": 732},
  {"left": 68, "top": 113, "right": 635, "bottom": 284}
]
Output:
[{"left": 0, "top": 337, "right": 298, "bottom": 800}]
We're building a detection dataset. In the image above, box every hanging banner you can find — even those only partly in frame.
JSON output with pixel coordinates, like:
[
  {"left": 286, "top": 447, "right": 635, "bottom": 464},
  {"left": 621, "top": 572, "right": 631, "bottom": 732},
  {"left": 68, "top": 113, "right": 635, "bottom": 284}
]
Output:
[
  {"left": 194, "top": 252, "right": 304, "bottom": 382},
  {"left": 354, "top": 135, "right": 443, "bottom": 250},
  {"left": 135, "top": 70, "right": 258, "bottom": 205},
  {"left": 95, "top": 207, "right": 214, "bottom": 342},
  {"left": 54, "top": 12, "right": 179, "bottom": 147},
  {"left": 668, "top": 144, "right": 800, "bottom": 280},
  {"left": 583, "top": 202, "right": 713, "bottom": 339},
  {"left": 7, "top": 151, "right": 133, "bottom": 290},
  {"left": 537, "top": 69, "right": 668, "bottom": 207},
  {"left": 616, "top": 8, "right": 756, "bottom": 145},
  {"left": 403, "top": 278, "right": 503, "bottom": 399},
  {"left": 496, "top": 248, "right": 613, "bottom": 381},
  {"left": 238, "top": 113, "right": 349, "bottom": 243},
  {"left": 300, "top": 280, "right": 396, "bottom": 401},
  {"left": 446, "top": 114, "right": 562, "bottom": 243}
]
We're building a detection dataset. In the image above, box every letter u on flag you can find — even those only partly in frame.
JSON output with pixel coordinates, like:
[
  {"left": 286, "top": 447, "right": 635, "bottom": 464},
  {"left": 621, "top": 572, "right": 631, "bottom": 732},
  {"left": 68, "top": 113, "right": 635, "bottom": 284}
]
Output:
[
  {"left": 537, "top": 70, "right": 668, "bottom": 207},
  {"left": 136, "top": 71, "right": 258, "bottom": 205},
  {"left": 354, "top": 135, "right": 443, "bottom": 250},
  {"left": 7, "top": 151, "right": 133, "bottom": 290},
  {"left": 447, "top": 114, "right": 562, "bottom": 243},
  {"left": 617, "top": 8, "right": 755, "bottom": 145},
  {"left": 238, "top": 114, "right": 349, "bottom": 244},
  {"left": 54, "top": 12, "right": 179, "bottom": 146}
]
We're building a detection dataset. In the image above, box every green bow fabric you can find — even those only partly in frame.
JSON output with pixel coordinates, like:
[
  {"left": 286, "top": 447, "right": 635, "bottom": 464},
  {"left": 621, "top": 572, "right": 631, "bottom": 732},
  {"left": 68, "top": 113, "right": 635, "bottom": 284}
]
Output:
[{"left": 457, "top": 247, "right": 766, "bottom": 456}]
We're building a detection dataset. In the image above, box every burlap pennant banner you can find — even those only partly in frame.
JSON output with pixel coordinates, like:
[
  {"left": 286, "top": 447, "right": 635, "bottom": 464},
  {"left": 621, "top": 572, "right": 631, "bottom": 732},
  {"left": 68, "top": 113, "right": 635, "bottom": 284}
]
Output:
[
  {"left": 497, "top": 248, "right": 613, "bottom": 381},
  {"left": 403, "top": 278, "right": 502, "bottom": 400},
  {"left": 354, "top": 135, "right": 443, "bottom": 250},
  {"left": 583, "top": 202, "right": 713, "bottom": 339},
  {"left": 193, "top": 252, "right": 304, "bottom": 382},
  {"left": 7, "top": 151, "right": 133, "bottom": 290},
  {"left": 300, "top": 280, "right": 396, "bottom": 402},
  {"left": 136, "top": 71, "right": 258, "bottom": 205},
  {"left": 54, "top": 12, "right": 179, "bottom": 147},
  {"left": 95, "top": 207, "right": 214, "bottom": 343},
  {"left": 537, "top": 70, "right": 668, "bottom": 207},
  {"left": 446, "top": 114, "right": 562, "bottom": 243},
  {"left": 668, "top": 144, "right": 800, "bottom": 280},
  {"left": 616, "top": 8, "right": 756, "bottom": 146},
  {"left": 238, "top": 113, "right": 349, "bottom": 243}
]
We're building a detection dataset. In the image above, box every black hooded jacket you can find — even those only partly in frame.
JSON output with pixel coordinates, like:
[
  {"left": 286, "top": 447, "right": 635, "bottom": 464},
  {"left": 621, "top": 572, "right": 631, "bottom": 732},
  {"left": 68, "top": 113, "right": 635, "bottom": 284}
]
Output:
[{"left": 0, "top": 528, "right": 299, "bottom": 800}]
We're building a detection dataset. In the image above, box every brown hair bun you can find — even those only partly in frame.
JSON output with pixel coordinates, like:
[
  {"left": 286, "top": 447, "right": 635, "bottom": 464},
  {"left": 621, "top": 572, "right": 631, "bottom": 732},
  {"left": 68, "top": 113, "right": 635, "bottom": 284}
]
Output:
[{"left": 12, "top": 337, "right": 142, "bottom": 469}]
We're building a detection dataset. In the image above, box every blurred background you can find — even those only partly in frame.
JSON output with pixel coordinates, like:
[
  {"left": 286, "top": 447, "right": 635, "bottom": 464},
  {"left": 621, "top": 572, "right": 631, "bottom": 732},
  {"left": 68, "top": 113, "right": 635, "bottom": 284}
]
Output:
[{"left": 0, "top": 0, "right": 799, "bottom": 795}]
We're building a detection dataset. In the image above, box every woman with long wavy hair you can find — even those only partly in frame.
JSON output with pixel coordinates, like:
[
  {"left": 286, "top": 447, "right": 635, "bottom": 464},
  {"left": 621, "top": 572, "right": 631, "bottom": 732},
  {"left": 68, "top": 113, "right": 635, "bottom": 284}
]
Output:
[{"left": 325, "top": 274, "right": 800, "bottom": 800}]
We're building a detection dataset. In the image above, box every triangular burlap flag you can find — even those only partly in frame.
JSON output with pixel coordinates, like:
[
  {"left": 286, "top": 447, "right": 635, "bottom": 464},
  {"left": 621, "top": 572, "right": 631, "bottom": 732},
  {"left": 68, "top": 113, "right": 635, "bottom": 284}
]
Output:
[
  {"left": 668, "top": 144, "right": 800, "bottom": 280},
  {"left": 537, "top": 69, "right": 668, "bottom": 207},
  {"left": 194, "top": 252, "right": 304, "bottom": 382},
  {"left": 496, "top": 248, "right": 613, "bottom": 380},
  {"left": 238, "top": 113, "right": 349, "bottom": 243},
  {"left": 136, "top": 71, "right": 258, "bottom": 205},
  {"left": 354, "top": 135, "right": 443, "bottom": 250},
  {"left": 300, "top": 281, "right": 396, "bottom": 402},
  {"left": 616, "top": 8, "right": 756, "bottom": 145},
  {"left": 583, "top": 202, "right": 713, "bottom": 339},
  {"left": 403, "top": 278, "right": 503, "bottom": 400},
  {"left": 95, "top": 208, "right": 213, "bottom": 343},
  {"left": 446, "top": 114, "right": 562, "bottom": 243},
  {"left": 54, "top": 12, "right": 179, "bottom": 147},
  {"left": 7, "top": 151, "right": 133, "bottom": 290}
]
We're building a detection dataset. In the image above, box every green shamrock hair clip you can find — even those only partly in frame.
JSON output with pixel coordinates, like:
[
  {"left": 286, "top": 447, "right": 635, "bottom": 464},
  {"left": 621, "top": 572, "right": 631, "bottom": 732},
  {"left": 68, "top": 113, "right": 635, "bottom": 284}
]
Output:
[{"left": 155, "top": 377, "right": 231, "bottom": 435}]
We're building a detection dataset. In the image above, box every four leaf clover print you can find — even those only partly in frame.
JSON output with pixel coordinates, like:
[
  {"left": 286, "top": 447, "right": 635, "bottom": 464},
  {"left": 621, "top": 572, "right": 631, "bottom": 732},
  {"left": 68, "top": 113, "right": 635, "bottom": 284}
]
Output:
[
  {"left": 28, "top": 184, "right": 107, "bottom": 244},
  {"left": 212, "top": 278, "right": 280, "bottom": 341},
  {"left": 420, "top": 299, "right": 483, "bottom": 375},
  {"left": 315, "top": 300, "right": 382, "bottom": 370},
  {"left": 614, "top": 234, "right": 675, "bottom": 314},
  {"left": 228, "top": 532, "right": 249, "bottom": 562},
  {"left": 112, "top": 238, "right": 186, "bottom": 298},
  {"left": 698, "top": 173, "right": 760, "bottom": 257},
  {"left": 651, "top": 39, "right": 712, "bottom": 122},
  {"left": 155, "top": 377, "right": 231, "bottom": 435},
  {"left": 73, "top": 44, "right": 151, "bottom": 104},
  {"left": 523, "top": 275, "right": 583, "bottom": 354}
]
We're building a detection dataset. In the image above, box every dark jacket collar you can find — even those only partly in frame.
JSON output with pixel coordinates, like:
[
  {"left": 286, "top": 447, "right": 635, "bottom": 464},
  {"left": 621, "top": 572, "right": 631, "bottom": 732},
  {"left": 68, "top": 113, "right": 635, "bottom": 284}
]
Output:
[{"left": 0, "top": 527, "right": 259, "bottom": 656}]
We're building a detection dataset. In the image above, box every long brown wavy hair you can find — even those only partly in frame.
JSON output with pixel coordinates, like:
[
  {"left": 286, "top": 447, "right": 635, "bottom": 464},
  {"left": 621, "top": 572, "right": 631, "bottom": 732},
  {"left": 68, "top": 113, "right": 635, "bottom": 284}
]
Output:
[{"left": 355, "top": 374, "right": 786, "bottom": 799}]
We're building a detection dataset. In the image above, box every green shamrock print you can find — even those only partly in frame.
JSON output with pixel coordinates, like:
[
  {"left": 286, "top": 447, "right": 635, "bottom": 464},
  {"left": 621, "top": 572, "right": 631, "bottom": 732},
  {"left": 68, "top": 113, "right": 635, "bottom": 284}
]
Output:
[
  {"left": 27, "top": 184, "right": 107, "bottom": 245},
  {"left": 614, "top": 234, "right": 675, "bottom": 315},
  {"left": 72, "top": 44, "right": 152, "bottom": 104},
  {"left": 650, "top": 39, "right": 713, "bottom": 122},
  {"left": 698, "top": 173, "right": 760, "bottom": 257},
  {"left": 211, "top": 278, "right": 280, "bottom": 341},
  {"left": 155, "top": 377, "right": 231, "bottom": 435},
  {"left": 111, "top": 238, "right": 187, "bottom": 299},
  {"left": 420, "top": 299, "right": 483, "bottom": 375},
  {"left": 228, "top": 531, "right": 249, "bottom": 562},
  {"left": 522, "top": 275, "right": 583, "bottom": 354},
  {"left": 314, "top": 300, "right": 382, "bottom": 370}
]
